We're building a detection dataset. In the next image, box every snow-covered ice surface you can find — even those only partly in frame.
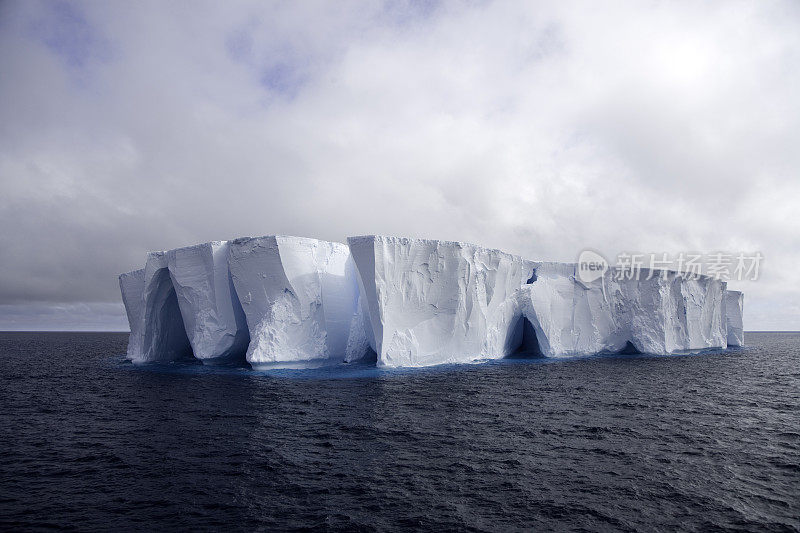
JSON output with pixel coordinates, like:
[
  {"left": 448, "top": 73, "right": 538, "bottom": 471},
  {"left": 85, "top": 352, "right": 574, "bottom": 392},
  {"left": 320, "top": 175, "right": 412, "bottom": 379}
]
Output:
[
  {"left": 228, "top": 236, "right": 359, "bottom": 369},
  {"left": 166, "top": 241, "right": 249, "bottom": 364},
  {"left": 725, "top": 290, "right": 744, "bottom": 347},
  {"left": 515, "top": 263, "right": 729, "bottom": 357},
  {"left": 347, "top": 235, "right": 537, "bottom": 367}
]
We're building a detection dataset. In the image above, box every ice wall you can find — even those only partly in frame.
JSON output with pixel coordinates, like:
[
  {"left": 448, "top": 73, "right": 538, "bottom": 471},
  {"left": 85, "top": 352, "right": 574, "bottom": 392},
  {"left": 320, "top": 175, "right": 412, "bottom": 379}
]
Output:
[
  {"left": 515, "top": 262, "right": 622, "bottom": 356},
  {"left": 228, "top": 236, "right": 359, "bottom": 369},
  {"left": 515, "top": 264, "right": 729, "bottom": 356},
  {"left": 725, "top": 290, "right": 744, "bottom": 347},
  {"left": 119, "top": 234, "right": 744, "bottom": 368},
  {"left": 167, "top": 241, "right": 249, "bottom": 364},
  {"left": 347, "top": 235, "right": 537, "bottom": 367}
]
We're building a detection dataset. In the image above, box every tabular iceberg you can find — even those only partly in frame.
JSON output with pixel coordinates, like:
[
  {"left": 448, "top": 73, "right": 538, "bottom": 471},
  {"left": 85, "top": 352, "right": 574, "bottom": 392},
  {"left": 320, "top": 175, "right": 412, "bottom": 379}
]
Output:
[
  {"left": 119, "top": 234, "right": 745, "bottom": 368},
  {"left": 725, "top": 290, "right": 744, "bottom": 347},
  {"left": 228, "top": 236, "right": 360, "bottom": 369},
  {"left": 347, "top": 235, "right": 536, "bottom": 367},
  {"left": 166, "top": 241, "right": 249, "bottom": 364}
]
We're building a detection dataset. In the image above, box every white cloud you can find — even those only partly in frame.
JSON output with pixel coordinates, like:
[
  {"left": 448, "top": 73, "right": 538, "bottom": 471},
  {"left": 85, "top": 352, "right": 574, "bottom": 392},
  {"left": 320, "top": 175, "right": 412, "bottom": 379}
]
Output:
[{"left": 1, "top": 0, "right": 798, "bottom": 329}]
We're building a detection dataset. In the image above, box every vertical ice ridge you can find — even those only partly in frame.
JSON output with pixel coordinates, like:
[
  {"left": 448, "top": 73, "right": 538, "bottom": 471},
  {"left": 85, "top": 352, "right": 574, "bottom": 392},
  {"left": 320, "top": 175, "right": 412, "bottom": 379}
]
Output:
[
  {"left": 119, "top": 268, "right": 145, "bottom": 361},
  {"left": 166, "top": 241, "right": 249, "bottom": 364},
  {"left": 725, "top": 290, "right": 744, "bottom": 347}
]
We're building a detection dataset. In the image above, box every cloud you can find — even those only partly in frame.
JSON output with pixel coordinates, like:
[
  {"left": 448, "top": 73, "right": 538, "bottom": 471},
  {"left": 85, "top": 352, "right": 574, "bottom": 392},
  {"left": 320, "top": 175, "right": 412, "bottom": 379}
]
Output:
[{"left": 0, "top": 0, "right": 798, "bottom": 330}]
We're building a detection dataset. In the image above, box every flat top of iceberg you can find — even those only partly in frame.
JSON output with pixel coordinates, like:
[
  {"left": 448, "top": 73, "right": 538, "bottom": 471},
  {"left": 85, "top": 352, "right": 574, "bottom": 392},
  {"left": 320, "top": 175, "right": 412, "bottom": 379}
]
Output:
[
  {"left": 229, "top": 235, "right": 338, "bottom": 244},
  {"left": 166, "top": 241, "right": 226, "bottom": 254},
  {"left": 119, "top": 268, "right": 145, "bottom": 280},
  {"left": 348, "top": 234, "right": 532, "bottom": 261}
]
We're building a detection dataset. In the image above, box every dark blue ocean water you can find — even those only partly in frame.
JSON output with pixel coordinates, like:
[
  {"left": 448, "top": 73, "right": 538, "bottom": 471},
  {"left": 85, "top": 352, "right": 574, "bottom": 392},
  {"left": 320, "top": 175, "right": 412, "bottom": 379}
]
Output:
[{"left": 0, "top": 332, "right": 798, "bottom": 531}]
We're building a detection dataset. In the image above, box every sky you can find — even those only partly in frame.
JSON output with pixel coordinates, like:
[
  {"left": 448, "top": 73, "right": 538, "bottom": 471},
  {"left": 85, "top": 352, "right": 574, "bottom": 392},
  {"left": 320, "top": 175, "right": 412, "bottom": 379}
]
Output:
[{"left": 1, "top": 0, "right": 798, "bottom": 331}]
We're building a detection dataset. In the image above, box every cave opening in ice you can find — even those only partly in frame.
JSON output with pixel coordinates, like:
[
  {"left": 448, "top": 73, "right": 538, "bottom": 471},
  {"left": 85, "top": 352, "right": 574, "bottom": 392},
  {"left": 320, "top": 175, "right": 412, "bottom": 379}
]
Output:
[
  {"left": 508, "top": 315, "right": 543, "bottom": 358},
  {"left": 617, "top": 341, "right": 641, "bottom": 355},
  {"left": 352, "top": 347, "right": 378, "bottom": 364},
  {"left": 142, "top": 267, "right": 194, "bottom": 362}
]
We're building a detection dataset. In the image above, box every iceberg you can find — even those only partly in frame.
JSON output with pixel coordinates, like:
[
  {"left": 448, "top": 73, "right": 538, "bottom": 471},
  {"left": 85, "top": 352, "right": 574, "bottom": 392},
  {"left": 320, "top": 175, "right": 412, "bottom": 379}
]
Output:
[
  {"left": 724, "top": 290, "right": 744, "bottom": 347},
  {"left": 227, "top": 236, "right": 360, "bottom": 369},
  {"left": 118, "top": 234, "right": 744, "bottom": 368},
  {"left": 347, "top": 235, "right": 536, "bottom": 367},
  {"left": 166, "top": 241, "right": 249, "bottom": 364}
]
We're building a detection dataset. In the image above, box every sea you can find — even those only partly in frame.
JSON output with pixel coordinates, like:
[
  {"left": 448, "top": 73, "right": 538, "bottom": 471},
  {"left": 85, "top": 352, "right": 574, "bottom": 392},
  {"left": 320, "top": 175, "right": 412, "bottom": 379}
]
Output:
[{"left": 0, "top": 331, "right": 798, "bottom": 531}]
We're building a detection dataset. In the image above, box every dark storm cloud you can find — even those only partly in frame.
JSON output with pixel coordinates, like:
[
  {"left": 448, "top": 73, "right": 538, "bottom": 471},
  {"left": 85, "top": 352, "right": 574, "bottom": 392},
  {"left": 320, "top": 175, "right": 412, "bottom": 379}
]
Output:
[{"left": 1, "top": 0, "right": 799, "bottom": 330}]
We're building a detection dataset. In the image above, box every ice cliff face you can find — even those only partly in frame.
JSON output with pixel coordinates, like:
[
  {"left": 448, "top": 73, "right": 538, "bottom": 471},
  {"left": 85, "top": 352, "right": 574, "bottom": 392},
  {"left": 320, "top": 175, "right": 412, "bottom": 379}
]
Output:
[
  {"left": 166, "top": 241, "right": 249, "bottom": 364},
  {"left": 347, "top": 235, "right": 536, "bottom": 367},
  {"left": 228, "top": 236, "right": 359, "bottom": 369},
  {"left": 119, "top": 234, "right": 744, "bottom": 368},
  {"left": 725, "top": 290, "right": 744, "bottom": 347},
  {"left": 514, "top": 263, "right": 729, "bottom": 357},
  {"left": 513, "top": 262, "right": 620, "bottom": 356}
]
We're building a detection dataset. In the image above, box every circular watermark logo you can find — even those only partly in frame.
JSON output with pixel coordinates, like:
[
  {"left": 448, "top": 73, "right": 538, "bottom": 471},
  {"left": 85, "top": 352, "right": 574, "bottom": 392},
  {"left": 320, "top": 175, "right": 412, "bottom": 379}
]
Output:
[{"left": 577, "top": 250, "right": 608, "bottom": 283}]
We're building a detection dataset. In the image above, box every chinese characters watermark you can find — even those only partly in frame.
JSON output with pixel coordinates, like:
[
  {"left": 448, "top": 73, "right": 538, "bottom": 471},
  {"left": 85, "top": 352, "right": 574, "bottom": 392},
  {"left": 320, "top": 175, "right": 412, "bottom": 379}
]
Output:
[{"left": 577, "top": 250, "right": 763, "bottom": 282}]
